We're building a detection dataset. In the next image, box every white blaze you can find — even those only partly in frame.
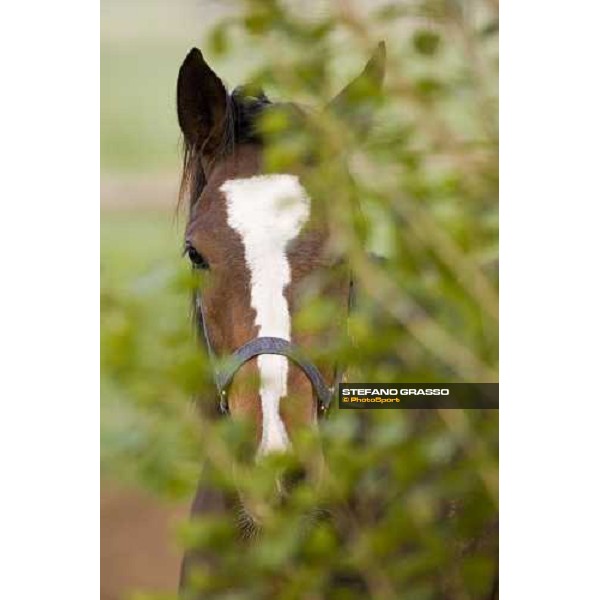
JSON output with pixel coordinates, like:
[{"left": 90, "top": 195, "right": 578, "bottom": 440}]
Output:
[{"left": 222, "top": 174, "right": 310, "bottom": 455}]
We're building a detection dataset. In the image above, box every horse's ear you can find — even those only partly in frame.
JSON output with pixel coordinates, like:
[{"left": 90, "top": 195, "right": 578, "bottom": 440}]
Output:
[
  {"left": 177, "top": 48, "right": 227, "bottom": 152},
  {"left": 328, "top": 41, "right": 386, "bottom": 138}
]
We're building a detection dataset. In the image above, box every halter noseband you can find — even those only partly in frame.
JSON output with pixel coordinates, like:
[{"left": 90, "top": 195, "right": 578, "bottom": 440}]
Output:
[{"left": 195, "top": 281, "right": 354, "bottom": 417}]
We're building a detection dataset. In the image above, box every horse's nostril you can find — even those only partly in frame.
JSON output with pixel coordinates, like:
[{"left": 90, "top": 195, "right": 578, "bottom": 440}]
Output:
[{"left": 281, "top": 466, "right": 308, "bottom": 492}]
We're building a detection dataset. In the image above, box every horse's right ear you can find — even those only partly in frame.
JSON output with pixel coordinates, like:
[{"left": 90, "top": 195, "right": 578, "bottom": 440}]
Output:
[
  {"left": 177, "top": 48, "right": 227, "bottom": 152},
  {"left": 327, "top": 41, "right": 386, "bottom": 138}
]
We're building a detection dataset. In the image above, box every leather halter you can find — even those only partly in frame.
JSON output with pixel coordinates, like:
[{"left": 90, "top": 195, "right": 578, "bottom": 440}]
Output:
[{"left": 195, "top": 280, "right": 354, "bottom": 417}]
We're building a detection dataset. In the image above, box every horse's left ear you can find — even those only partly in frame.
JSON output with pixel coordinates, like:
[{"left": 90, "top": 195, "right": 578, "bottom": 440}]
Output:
[
  {"left": 177, "top": 48, "right": 228, "bottom": 153},
  {"left": 328, "top": 41, "right": 386, "bottom": 138}
]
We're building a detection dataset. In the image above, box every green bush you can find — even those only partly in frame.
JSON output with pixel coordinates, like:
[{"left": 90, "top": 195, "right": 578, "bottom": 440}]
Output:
[{"left": 102, "top": 1, "right": 498, "bottom": 598}]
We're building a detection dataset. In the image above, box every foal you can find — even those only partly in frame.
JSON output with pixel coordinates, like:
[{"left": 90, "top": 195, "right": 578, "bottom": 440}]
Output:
[{"left": 176, "top": 44, "right": 384, "bottom": 590}]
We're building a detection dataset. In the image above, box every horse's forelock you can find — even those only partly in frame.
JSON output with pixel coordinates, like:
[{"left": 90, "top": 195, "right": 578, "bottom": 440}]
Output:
[{"left": 178, "top": 88, "right": 274, "bottom": 214}]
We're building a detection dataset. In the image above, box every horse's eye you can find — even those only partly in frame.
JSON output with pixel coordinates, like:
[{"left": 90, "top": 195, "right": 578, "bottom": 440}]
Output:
[{"left": 186, "top": 245, "right": 209, "bottom": 270}]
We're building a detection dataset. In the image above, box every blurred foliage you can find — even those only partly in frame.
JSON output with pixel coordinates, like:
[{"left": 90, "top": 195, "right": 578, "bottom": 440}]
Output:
[{"left": 101, "top": 0, "right": 498, "bottom": 598}]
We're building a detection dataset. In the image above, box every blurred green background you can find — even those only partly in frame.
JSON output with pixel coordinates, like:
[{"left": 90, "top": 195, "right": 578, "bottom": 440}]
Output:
[
  {"left": 101, "top": 1, "right": 498, "bottom": 599},
  {"left": 101, "top": 3, "right": 217, "bottom": 597}
]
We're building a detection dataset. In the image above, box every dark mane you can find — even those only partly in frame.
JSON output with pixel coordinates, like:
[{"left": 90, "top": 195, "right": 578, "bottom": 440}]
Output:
[{"left": 178, "top": 86, "right": 273, "bottom": 213}]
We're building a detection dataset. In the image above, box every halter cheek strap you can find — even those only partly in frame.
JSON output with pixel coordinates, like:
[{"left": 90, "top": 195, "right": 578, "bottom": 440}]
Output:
[{"left": 195, "top": 279, "right": 354, "bottom": 417}]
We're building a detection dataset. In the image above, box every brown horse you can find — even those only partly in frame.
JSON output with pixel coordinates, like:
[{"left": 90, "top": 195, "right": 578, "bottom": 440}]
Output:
[{"left": 176, "top": 44, "right": 385, "bottom": 591}]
